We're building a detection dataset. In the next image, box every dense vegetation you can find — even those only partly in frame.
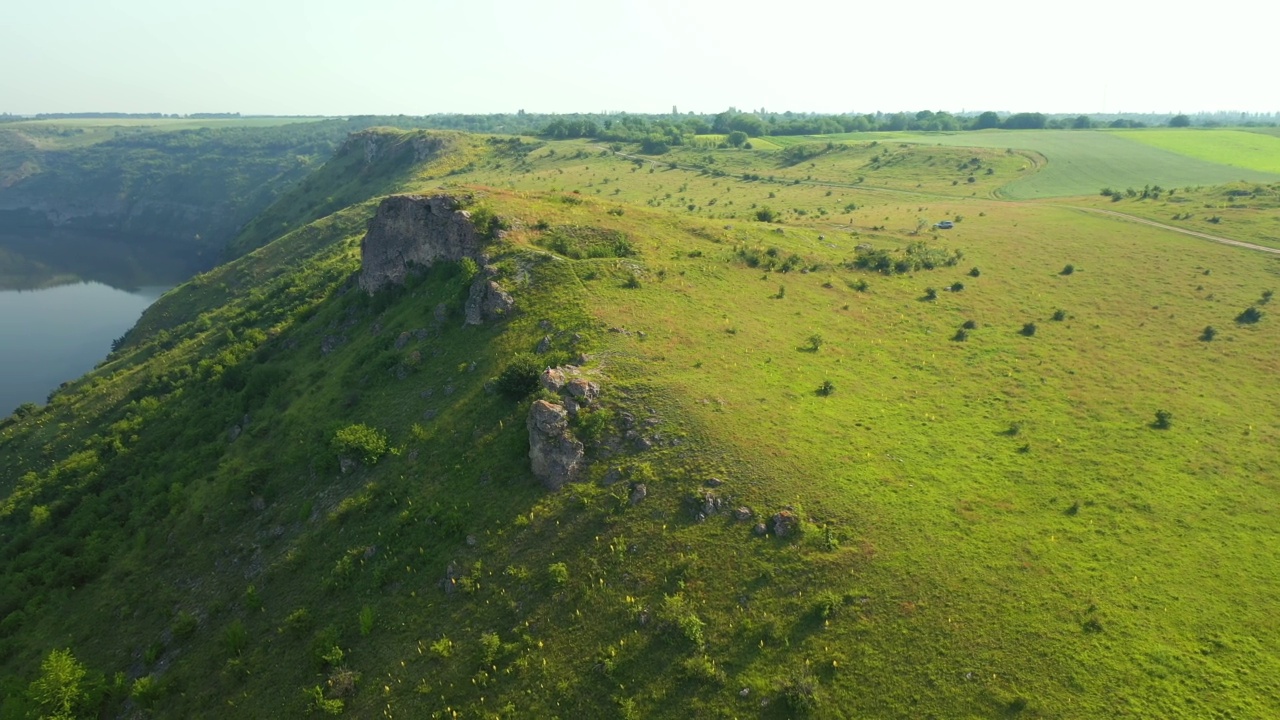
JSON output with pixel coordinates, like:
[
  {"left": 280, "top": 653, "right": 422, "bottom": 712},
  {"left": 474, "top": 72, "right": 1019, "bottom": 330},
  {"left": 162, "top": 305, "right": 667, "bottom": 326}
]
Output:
[{"left": 1, "top": 124, "right": 1277, "bottom": 719}]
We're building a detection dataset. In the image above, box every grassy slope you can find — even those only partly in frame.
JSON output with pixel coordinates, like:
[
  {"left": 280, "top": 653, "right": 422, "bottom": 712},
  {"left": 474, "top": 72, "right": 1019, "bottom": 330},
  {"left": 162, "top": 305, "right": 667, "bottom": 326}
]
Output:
[
  {"left": 1061, "top": 181, "right": 1280, "bottom": 251},
  {"left": 1, "top": 133, "right": 1278, "bottom": 719},
  {"left": 767, "top": 130, "right": 1280, "bottom": 199}
]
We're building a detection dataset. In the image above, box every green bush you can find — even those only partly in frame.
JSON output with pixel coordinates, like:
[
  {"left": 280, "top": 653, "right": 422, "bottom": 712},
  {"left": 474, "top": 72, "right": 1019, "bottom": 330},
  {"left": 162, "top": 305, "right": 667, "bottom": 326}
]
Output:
[
  {"left": 1200, "top": 325, "right": 1217, "bottom": 342},
  {"left": 1021, "top": 322, "right": 1038, "bottom": 337},
  {"left": 1236, "top": 306, "right": 1263, "bottom": 324},
  {"left": 28, "top": 648, "right": 88, "bottom": 720},
  {"left": 1153, "top": 409, "right": 1173, "bottom": 429},
  {"left": 331, "top": 423, "right": 389, "bottom": 465},
  {"left": 497, "top": 353, "right": 543, "bottom": 399},
  {"left": 548, "top": 562, "right": 569, "bottom": 586}
]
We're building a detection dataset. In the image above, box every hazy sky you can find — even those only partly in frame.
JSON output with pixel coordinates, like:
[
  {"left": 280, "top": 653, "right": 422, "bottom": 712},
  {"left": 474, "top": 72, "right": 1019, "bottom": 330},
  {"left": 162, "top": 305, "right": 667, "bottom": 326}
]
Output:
[{"left": 4, "top": 0, "right": 1275, "bottom": 116}]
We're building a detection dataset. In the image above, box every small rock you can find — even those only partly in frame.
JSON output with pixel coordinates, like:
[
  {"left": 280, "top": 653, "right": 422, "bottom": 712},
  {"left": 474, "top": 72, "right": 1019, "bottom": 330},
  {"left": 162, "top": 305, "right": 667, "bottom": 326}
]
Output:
[
  {"left": 250, "top": 495, "right": 265, "bottom": 511},
  {"left": 321, "top": 335, "right": 346, "bottom": 355},
  {"left": 227, "top": 425, "right": 242, "bottom": 442},
  {"left": 443, "top": 384, "right": 455, "bottom": 396},
  {"left": 753, "top": 523, "right": 768, "bottom": 536},
  {"left": 740, "top": 688, "right": 750, "bottom": 698},
  {"left": 633, "top": 436, "right": 654, "bottom": 451},
  {"left": 630, "top": 483, "right": 647, "bottom": 505},
  {"left": 420, "top": 388, "right": 434, "bottom": 399},
  {"left": 602, "top": 468, "right": 623, "bottom": 486},
  {"left": 734, "top": 507, "right": 753, "bottom": 521},
  {"left": 566, "top": 379, "right": 600, "bottom": 404},
  {"left": 434, "top": 303, "right": 450, "bottom": 324},
  {"left": 466, "top": 535, "right": 477, "bottom": 547},
  {"left": 564, "top": 397, "right": 581, "bottom": 417},
  {"left": 536, "top": 335, "right": 553, "bottom": 354},
  {"left": 395, "top": 331, "right": 411, "bottom": 349},
  {"left": 705, "top": 477, "right": 725, "bottom": 488},
  {"left": 576, "top": 353, "right": 590, "bottom": 365},
  {"left": 539, "top": 367, "right": 567, "bottom": 393},
  {"left": 339, "top": 457, "right": 358, "bottom": 474},
  {"left": 772, "top": 510, "right": 800, "bottom": 537},
  {"left": 539, "top": 319, "right": 554, "bottom": 331},
  {"left": 423, "top": 408, "right": 438, "bottom": 421}
]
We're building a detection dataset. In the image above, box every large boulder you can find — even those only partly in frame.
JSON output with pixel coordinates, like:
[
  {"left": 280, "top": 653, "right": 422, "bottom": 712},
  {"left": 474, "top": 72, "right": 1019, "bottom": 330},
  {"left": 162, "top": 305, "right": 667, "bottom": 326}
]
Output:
[
  {"left": 359, "top": 194, "right": 484, "bottom": 294},
  {"left": 464, "top": 276, "right": 515, "bottom": 325},
  {"left": 527, "top": 400, "right": 584, "bottom": 490}
]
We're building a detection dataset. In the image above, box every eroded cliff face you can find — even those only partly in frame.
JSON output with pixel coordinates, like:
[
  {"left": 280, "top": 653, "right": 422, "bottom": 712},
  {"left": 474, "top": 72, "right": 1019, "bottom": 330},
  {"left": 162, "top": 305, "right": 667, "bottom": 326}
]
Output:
[{"left": 358, "top": 194, "right": 484, "bottom": 294}]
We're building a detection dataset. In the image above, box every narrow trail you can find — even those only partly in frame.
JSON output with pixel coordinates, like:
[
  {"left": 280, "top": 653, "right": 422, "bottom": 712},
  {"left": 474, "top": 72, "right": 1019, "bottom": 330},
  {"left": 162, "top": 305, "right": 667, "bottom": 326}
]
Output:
[{"left": 1065, "top": 206, "right": 1280, "bottom": 256}]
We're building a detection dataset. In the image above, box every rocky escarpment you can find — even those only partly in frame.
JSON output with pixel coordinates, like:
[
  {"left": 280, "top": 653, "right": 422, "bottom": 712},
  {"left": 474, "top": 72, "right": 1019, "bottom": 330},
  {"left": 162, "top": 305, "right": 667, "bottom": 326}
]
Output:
[{"left": 358, "top": 194, "right": 487, "bottom": 295}]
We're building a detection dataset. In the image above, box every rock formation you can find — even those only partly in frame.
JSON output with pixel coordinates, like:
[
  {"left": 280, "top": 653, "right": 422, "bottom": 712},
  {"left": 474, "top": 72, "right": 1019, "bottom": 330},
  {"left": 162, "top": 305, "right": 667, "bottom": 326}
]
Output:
[
  {"left": 358, "top": 194, "right": 484, "bottom": 294},
  {"left": 463, "top": 277, "right": 515, "bottom": 325},
  {"left": 527, "top": 400, "right": 584, "bottom": 490}
]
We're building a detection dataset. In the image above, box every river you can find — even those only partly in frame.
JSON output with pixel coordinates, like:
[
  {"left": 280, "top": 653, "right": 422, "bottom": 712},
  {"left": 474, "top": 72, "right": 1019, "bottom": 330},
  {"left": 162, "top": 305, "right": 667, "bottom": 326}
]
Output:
[{"left": 0, "top": 233, "right": 189, "bottom": 415}]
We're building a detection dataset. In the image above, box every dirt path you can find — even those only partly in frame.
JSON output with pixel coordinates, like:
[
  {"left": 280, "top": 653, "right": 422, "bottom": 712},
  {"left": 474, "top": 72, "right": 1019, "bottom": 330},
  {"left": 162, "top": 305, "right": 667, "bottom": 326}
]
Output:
[{"left": 1067, "top": 206, "right": 1280, "bottom": 256}]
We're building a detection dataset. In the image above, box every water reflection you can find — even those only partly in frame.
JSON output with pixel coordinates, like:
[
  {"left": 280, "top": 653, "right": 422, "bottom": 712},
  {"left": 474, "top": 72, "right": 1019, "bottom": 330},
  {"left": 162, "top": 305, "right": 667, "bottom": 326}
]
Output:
[{"left": 0, "top": 232, "right": 191, "bottom": 413}]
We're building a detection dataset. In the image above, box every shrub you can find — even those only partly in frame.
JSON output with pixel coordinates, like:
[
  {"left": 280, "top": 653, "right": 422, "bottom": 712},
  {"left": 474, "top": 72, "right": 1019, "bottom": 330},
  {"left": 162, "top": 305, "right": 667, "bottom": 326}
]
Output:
[
  {"left": 817, "top": 380, "right": 835, "bottom": 396},
  {"left": 953, "top": 328, "right": 969, "bottom": 342},
  {"left": 1200, "top": 326, "right": 1217, "bottom": 342},
  {"left": 1061, "top": 264, "right": 1075, "bottom": 275},
  {"left": 755, "top": 206, "right": 777, "bottom": 222},
  {"left": 1236, "top": 306, "right": 1263, "bottom": 324},
  {"left": 659, "top": 593, "right": 706, "bottom": 648},
  {"left": 496, "top": 353, "right": 542, "bottom": 398},
  {"left": 430, "top": 637, "right": 454, "bottom": 659},
  {"left": 1261, "top": 289, "right": 1274, "bottom": 304},
  {"left": 223, "top": 619, "right": 249, "bottom": 657},
  {"left": 1021, "top": 322, "right": 1038, "bottom": 337},
  {"left": 781, "top": 669, "right": 820, "bottom": 714},
  {"left": 358, "top": 605, "right": 374, "bottom": 636},
  {"left": 623, "top": 273, "right": 642, "bottom": 289},
  {"left": 950, "top": 282, "right": 964, "bottom": 292},
  {"left": 1153, "top": 409, "right": 1173, "bottom": 429},
  {"left": 29, "top": 648, "right": 87, "bottom": 720},
  {"left": 923, "top": 287, "right": 938, "bottom": 301},
  {"left": 331, "top": 423, "right": 390, "bottom": 465},
  {"left": 806, "top": 334, "right": 823, "bottom": 352},
  {"left": 173, "top": 610, "right": 199, "bottom": 639},
  {"left": 304, "top": 685, "right": 344, "bottom": 715},
  {"left": 962, "top": 319, "right": 978, "bottom": 330},
  {"left": 548, "top": 562, "right": 569, "bottom": 585},
  {"left": 480, "top": 632, "right": 502, "bottom": 664},
  {"left": 1052, "top": 309, "right": 1067, "bottom": 321}
]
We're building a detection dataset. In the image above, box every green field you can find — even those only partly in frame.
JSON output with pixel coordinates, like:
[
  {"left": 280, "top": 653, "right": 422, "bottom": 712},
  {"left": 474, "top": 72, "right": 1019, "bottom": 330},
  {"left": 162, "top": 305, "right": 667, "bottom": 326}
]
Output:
[
  {"left": 767, "top": 130, "right": 1280, "bottom": 199},
  {"left": 1116, "top": 128, "right": 1280, "bottom": 174},
  {"left": 2, "top": 127, "right": 1278, "bottom": 718}
]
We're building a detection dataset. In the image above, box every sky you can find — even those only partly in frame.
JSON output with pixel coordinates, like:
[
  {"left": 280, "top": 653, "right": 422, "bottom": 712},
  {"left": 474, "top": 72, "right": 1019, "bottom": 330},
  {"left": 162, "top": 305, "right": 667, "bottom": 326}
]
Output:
[{"left": 4, "top": 0, "right": 1276, "bottom": 116}]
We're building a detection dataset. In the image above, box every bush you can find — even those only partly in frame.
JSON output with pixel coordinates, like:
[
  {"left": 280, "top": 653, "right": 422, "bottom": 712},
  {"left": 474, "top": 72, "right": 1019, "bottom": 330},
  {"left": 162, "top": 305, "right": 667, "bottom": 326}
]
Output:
[
  {"left": 953, "top": 328, "right": 969, "bottom": 342},
  {"left": 547, "top": 562, "right": 569, "bottom": 586},
  {"left": 1052, "top": 309, "right": 1067, "bottom": 321},
  {"left": 962, "top": 319, "right": 978, "bottom": 330},
  {"left": 1153, "top": 409, "right": 1173, "bottom": 429},
  {"left": 923, "top": 287, "right": 938, "bottom": 301},
  {"left": 755, "top": 206, "right": 777, "bottom": 222},
  {"left": 496, "top": 353, "right": 543, "bottom": 399},
  {"left": 331, "top": 424, "right": 390, "bottom": 465},
  {"left": 1236, "top": 306, "right": 1263, "bottom": 324},
  {"left": 1200, "top": 325, "right": 1217, "bottom": 341},
  {"left": 816, "top": 380, "right": 835, "bottom": 396},
  {"left": 950, "top": 282, "right": 964, "bottom": 292},
  {"left": 1061, "top": 264, "right": 1075, "bottom": 275},
  {"left": 29, "top": 648, "right": 87, "bottom": 720},
  {"left": 1021, "top": 322, "right": 1038, "bottom": 337},
  {"left": 969, "top": 267, "right": 981, "bottom": 277}
]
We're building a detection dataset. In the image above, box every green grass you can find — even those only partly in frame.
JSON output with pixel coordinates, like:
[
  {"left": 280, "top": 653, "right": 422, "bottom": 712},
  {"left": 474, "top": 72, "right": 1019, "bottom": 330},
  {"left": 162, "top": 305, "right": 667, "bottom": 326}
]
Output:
[
  {"left": 768, "top": 130, "right": 1280, "bottom": 199},
  {"left": 2, "top": 128, "right": 1278, "bottom": 719},
  {"left": 1115, "top": 128, "right": 1280, "bottom": 174}
]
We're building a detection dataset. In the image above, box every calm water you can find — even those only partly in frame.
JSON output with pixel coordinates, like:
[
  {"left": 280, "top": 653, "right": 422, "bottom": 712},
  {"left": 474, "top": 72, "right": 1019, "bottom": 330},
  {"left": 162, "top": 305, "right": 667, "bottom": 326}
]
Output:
[{"left": 0, "top": 282, "right": 168, "bottom": 414}]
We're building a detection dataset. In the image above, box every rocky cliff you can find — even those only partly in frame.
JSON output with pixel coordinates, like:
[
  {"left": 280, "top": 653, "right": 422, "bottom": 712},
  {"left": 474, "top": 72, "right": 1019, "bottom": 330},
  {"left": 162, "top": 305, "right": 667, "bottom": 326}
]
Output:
[{"left": 358, "top": 194, "right": 485, "bottom": 294}]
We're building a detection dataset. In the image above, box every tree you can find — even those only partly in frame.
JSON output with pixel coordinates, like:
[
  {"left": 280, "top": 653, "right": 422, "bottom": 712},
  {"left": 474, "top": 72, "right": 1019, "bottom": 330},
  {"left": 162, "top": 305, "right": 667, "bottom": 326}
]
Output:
[
  {"left": 1169, "top": 114, "right": 1191, "bottom": 128},
  {"left": 726, "top": 130, "right": 748, "bottom": 148},
  {"left": 1071, "top": 115, "right": 1092, "bottom": 129},
  {"left": 972, "top": 111, "right": 1001, "bottom": 130},
  {"left": 29, "top": 648, "right": 88, "bottom": 720}
]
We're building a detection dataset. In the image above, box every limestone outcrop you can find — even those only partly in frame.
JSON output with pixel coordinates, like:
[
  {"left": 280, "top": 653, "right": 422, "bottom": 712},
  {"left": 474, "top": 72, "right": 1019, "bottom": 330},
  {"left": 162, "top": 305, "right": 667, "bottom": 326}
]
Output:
[
  {"left": 464, "top": 277, "right": 515, "bottom": 325},
  {"left": 358, "top": 194, "right": 484, "bottom": 294},
  {"left": 527, "top": 400, "right": 584, "bottom": 490}
]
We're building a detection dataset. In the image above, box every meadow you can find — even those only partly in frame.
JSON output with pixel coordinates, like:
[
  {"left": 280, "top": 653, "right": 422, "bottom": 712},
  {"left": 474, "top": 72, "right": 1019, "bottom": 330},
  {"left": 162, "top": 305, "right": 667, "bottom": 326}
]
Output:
[
  {"left": 1, "top": 126, "right": 1277, "bottom": 718},
  {"left": 766, "top": 129, "right": 1280, "bottom": 199}
]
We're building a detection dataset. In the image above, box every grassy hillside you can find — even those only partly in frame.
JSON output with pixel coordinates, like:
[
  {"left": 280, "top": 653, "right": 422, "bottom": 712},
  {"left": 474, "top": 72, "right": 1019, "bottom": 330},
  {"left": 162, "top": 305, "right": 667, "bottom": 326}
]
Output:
[{"left": 1, "top": 129, "right": 1278, "bottom": 719}]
